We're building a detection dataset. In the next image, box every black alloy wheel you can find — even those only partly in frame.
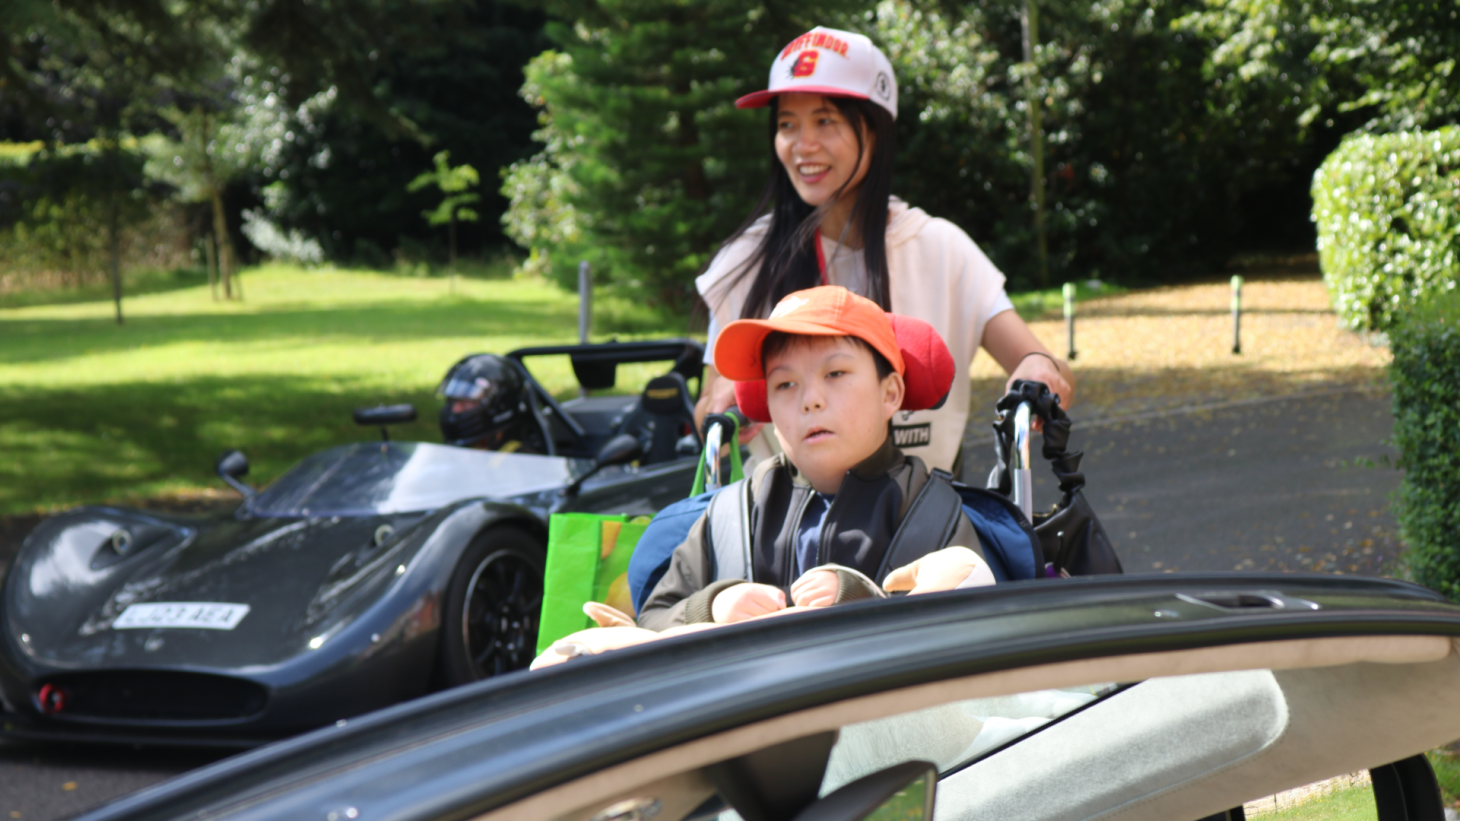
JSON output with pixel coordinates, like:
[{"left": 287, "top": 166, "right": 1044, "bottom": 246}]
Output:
[{"left": 438, "top": 526, "right": 544, "bottom": 686}]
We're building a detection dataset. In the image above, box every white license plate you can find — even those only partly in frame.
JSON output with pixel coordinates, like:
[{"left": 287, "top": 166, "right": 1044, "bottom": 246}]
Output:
[{"left": 112, "top": 602, "right": 251, "bottom": 631}]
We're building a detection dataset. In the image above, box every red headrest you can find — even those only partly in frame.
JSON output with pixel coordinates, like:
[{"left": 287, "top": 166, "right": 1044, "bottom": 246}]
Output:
[{"left": 731, "top": 313, "right": 955, "bottom": 424}]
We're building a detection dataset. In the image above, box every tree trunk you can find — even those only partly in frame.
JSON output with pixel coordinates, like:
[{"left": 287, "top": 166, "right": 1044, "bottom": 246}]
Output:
[
  {"left": 1022, "top": 0, "right": 1050, "bottom": 289},
  {"left": 448, "top": 213, "right": 457, "bottom": 294},
  {"left": 677, "top": 108, "right": 709, "bottom": 202},
  {"left": 108, "top": 190, "right": 123, "bottom": 325},
  {"left": 210, "top": 187, "right": 236, "bottom": 300},
  {"left": 204, "top": 231, "right": 219, "bottom": 301}
]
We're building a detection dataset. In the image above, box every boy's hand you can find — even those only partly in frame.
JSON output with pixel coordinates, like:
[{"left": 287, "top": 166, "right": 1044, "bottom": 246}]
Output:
[
  {"left": 790, "top": 569, "right": 840, "bottom": 608},
  {"left": 711, "top": 583, "right": 787, "bottom": 623},
  {"left": 883, "top": 547, "right": 996, "bottom": 595}
]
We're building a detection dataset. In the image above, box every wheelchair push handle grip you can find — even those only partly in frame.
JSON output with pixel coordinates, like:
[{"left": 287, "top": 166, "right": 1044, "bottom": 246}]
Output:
[
  {"left": 992, "top": 379, "right": 1084, "bottom": 522},
  {"left": 996, "top": 381, "right": 1052, "bottom": 524},
  {"left": 697, "top": 408, "right": 748, "bottom": 495},
  {"left": 703, "top": 407, "right": 748, "bottom": 436}
]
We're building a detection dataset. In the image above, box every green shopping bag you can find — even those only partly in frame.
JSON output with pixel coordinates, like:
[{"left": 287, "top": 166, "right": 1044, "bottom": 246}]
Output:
[
  {"left": 536, "top": 514, "right": 649, "bottom": 654},
  {"left": 536, "top": 411, "right": 746, "bottom": 655}
]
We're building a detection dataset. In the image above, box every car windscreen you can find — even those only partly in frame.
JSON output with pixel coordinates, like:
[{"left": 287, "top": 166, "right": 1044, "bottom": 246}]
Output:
[{"left": 248, "top": 441, "right": 592, "bottom": 516}]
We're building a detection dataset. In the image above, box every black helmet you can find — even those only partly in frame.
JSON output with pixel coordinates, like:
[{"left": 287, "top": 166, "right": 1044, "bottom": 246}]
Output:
[{"left": 438, "top": 354, "right": 529, "bottom": 448}]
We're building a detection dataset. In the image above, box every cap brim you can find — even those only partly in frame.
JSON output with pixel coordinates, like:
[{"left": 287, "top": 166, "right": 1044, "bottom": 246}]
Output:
[
  {"left": 713, "top": 318, "right": 849, "bottom": 381},
  {"left": 735, "top": 87, "right": 872, "bottom": 109}
]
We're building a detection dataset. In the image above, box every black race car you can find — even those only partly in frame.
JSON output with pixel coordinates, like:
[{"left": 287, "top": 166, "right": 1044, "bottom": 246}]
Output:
[
  {"left": 0, "top": 339, "right": 705, "bottom": 746},
  {"left": 67, "top": 573, "right": 1460, "bottom": 821}
]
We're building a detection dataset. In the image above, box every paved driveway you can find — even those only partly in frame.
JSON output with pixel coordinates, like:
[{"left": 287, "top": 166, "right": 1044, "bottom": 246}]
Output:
[{"left": 974, "top": 387, "right": 1404, "bottom": 576}]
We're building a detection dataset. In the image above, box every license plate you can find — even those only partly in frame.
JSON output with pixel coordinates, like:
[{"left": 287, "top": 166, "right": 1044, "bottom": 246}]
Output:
[{"left": 112, "top": 602, "right": 251, "bottom": 631}]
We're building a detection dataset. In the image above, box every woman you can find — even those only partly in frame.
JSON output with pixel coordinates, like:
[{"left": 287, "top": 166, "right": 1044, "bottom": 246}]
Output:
[{"left": 696, "top": 25, "right": 1073, "bottom": 475}]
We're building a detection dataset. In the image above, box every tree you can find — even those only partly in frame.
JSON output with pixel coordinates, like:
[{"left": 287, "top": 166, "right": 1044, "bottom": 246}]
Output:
[
  {"left": 248, "top": 0, "right": 546, "bottom": 266},
  {"left": 503, "top": 0, "right": 864, "bottom": 312},
  {"left": 6, "top": 0, "right": 526, "bottom": 280},
  {"left": 144, "top": 102, "right": 257, "bottom": 299},
  {"left": 875, "top": 0, "right": 1329, "bottom": 288},
  {"left": 2, "top": 146, "right": 157, "bottom": 320},
  {"left": 0, "top": 0, "right": 206, "bottom": 320},
  {"left": 408, "top": 151, "right": 481, "bottom": 287},
  {"left": 1177, "top": 0, "right": 1460, "bottom": 134}
]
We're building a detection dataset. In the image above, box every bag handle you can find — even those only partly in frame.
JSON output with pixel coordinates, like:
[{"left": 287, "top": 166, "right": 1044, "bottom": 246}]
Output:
[
  {"left": 692, "top": 408, "right": 747, "bottom": 496},
  {"left": 989, "top": 380, "right": 1086, "bottom": 502}
]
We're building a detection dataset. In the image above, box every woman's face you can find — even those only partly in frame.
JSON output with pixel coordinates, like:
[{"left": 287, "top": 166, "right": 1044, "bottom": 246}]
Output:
[{"left": 774, "top": 93, "right": 874, "bottom": 207}]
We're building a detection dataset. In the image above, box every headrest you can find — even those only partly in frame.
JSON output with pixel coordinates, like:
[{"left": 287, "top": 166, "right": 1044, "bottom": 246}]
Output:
[
  {"left": 642, "top": 372, "right": 691, "bottom": 415},
  {"left": 731, "top": 313, "right": 955, "bottom": 424}
]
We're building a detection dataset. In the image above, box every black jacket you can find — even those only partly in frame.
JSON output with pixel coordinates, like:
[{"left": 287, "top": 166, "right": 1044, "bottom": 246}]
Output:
[{"left": 637, "top": 437, "right": 983, "bottom": 630}]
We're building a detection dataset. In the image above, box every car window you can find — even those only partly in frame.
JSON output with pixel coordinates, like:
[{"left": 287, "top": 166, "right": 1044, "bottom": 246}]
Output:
[{"left": 821, "top": 683, "right": 1121, "bottom": 795}]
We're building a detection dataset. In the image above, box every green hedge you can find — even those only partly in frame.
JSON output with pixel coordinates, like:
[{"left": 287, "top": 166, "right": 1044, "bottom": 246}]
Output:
[
  {"left": 1312, "top": 128, "right": 1460, "bottom": 332},
  {"left": 1391, "top": 291, "right": 1460, "bottom": 600}
]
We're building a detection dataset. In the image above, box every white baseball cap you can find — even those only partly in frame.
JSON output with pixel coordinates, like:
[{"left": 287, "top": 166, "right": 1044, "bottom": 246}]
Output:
[{"left": 736, "top": 27, "right": 898, "bottom": 120}]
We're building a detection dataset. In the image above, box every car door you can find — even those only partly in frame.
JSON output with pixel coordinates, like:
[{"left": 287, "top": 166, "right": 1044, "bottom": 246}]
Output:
[{"left": 72, "top": 575, "right": 1460, "bottom": 821}]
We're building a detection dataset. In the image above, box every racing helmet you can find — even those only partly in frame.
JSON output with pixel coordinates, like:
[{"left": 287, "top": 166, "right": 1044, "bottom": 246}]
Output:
[{"left": 437, "top": 354, "right": 529, "bottom": 448}]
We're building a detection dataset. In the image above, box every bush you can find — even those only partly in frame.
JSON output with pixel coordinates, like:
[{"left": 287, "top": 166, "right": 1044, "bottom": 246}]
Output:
[
  {"left": 1312, "top": 128, "right": 1460, "bottom": 332},
  {"left": 1391, "top": 291, "right": 1460, "bottom": 601},
  {"left": 0, "top": 145, "right": 191, "bottom": 292}
]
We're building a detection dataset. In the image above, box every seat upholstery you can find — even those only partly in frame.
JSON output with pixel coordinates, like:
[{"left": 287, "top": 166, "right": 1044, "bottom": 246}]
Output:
[{"left": 639, "top": 373, "right": 697, "bottom": 464}]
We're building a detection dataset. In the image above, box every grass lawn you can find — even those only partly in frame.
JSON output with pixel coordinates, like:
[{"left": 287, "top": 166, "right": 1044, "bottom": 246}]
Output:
[
  {"left": 0, "top": 264, "right": 672, "bottom": 514},
  {"left": 1250, "top": 785, "right": 1376, "bottom": 821},
  {"left": 1428, "top": 748, "right": 1460, "bottom": 806},
  {"left": 1, "top": 261, "right": 1366, "bottom": 515}
]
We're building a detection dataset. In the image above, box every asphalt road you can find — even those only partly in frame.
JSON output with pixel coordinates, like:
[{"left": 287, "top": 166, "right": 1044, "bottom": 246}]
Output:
[
  {"left": 0, "top": 387, "right": 1406, "bottom": 819},
  {"left": 1049, "top": 387, "right": 1403, "bottom": 576},
  {"left": 0, "top": 742, "right": 227, "bottom": 821}
]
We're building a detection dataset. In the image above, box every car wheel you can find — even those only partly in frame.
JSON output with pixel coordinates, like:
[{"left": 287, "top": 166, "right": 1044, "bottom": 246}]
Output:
[{"left": 437, "top": 526, "right": 544, "bottom": 686}]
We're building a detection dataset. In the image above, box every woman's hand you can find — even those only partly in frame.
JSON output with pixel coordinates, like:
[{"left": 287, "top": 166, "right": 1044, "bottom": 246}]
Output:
[
  {"left": 1005, "top": 352, "right": 1072, "bottom": 408},
  {"left": 790, "top": 569, "right": 839, "bottom": 608},
  {"left": 711, "top": 582, "right": 787, "bottom": 623},
  {"left": 695, "top": 364, "right": 767, "bottom": 445},
  {"left": 981, "top": 310, "right": 1075, "bottom": 410}
]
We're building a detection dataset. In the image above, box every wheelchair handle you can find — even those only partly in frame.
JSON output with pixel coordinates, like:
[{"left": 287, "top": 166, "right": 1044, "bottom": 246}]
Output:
[
  {"left": 700, "top": 408, "right": 748, "bottom": 494},
  {"left": 1011, "top": 401, "right": 1034, "bottom": 522}
]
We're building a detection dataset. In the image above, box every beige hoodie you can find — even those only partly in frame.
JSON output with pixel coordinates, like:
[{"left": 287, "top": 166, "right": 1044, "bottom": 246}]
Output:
[{"left": 697, "top": 197, "right": 1009, "bottom": 473}]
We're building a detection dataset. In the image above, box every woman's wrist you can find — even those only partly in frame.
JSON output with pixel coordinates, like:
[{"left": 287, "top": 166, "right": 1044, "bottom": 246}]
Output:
[{"left": 1020, "top": 350, "right": 1065, "bottom": 374}]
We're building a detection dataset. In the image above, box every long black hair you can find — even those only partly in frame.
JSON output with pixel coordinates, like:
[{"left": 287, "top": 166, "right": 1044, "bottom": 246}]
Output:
[{"left": 710, "top": 95, "right": 898, "bottom": 320}]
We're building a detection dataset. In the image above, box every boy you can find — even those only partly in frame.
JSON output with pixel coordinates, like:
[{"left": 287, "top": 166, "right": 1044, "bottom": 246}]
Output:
[{"left": 637, "top": 286, "right": 992, "bottom": 630}]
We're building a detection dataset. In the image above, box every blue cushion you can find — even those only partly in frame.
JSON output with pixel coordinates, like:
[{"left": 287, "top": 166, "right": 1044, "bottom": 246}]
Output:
[
  {"left": 958, "top": 490, "right": 1041, "bottom": 581},
  {"left": 628, "top": 491, "right": 715, "bottom": 614}
]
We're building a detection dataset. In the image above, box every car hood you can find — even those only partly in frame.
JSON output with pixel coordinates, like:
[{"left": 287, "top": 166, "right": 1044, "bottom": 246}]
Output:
[{"left": 4, "top": 507, "right": 435, "bottom": 671}]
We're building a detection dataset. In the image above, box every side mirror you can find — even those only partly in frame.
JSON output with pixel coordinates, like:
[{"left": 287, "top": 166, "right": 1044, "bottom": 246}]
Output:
[
  {"left": 215, "top": 450, "right": 256, "bottom": 499},
  {"left": 354, "top": 404, "right": 417, "bottom": 441},
  {"left": 792, "top": 761, "right": 935, "bottom": 821},
  {"left": 563, "top": 434, "right": 643, "bottom": 498}
]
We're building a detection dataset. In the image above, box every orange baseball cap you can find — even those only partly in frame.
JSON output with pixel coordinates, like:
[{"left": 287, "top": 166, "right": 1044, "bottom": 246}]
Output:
[{"left": 714, "top": 286, "right": 905, "bottom": 381}]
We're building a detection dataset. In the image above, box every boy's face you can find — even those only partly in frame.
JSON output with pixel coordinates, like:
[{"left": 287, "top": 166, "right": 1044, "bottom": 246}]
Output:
[{"left": 765, "top": 336, "right": 905, "bottom": 494}]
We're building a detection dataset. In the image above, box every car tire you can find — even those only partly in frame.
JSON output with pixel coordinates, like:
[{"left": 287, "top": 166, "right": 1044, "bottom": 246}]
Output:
[{"left": 436, "top": 525, "right": 545, "bottom": 687}]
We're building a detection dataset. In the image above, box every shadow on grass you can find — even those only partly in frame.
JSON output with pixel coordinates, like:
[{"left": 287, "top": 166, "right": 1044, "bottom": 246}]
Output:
[{"left": 0, "top": 375, "right": 441, "bottom": 514}]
